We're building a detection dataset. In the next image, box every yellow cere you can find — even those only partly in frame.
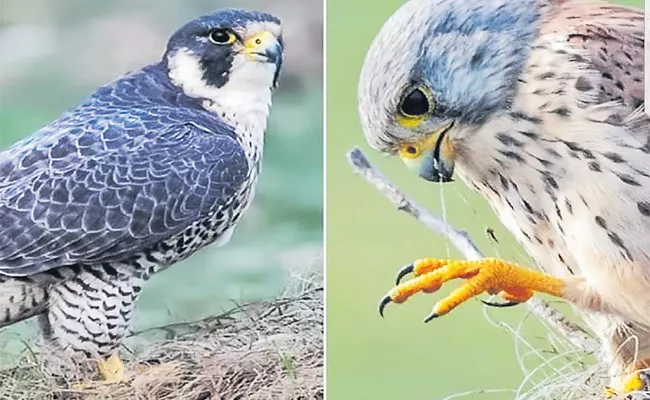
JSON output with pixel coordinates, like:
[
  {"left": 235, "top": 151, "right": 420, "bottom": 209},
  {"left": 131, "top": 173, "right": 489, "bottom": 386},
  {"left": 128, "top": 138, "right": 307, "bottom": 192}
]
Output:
[
  {"left": 397, "top": 128, "right": 441, "bottom": 159},
  {"left": 245, "top": 31, "right": 275, "bottom": 51},
  {"left": 397, "top": 143, "right": 420, "bottom": 159}
]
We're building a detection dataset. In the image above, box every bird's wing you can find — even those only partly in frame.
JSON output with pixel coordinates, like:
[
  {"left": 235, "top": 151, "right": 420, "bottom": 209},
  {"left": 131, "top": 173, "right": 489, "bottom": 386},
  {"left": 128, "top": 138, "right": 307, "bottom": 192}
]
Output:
[
  {"left": 0, "top": 120, "right": 249, "bottom": 276},
  {"left": 541, "top": 0, "right": 644, "bottom": 111}
]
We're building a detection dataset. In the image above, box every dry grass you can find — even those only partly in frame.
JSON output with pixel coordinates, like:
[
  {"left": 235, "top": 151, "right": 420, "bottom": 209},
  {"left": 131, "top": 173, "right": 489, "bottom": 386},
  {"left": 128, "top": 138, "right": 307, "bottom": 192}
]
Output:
[
  {"left": 431, "top": 307, "right": 650, "bottom": 400},
  {"left": 484, "top": 306, "right": 650, "bottom": 400},
  {"left": 478, "top": 303, "right": 605, "bottom": 400},
  {"left": 0, "top": 265, "right": 323, "bottom": 400}
]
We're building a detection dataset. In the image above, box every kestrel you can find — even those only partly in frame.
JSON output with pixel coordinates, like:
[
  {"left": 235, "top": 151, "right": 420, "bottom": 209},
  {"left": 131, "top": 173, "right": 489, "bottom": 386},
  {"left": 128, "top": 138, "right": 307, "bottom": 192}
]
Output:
[
  {"left": 358, "top": 0, "right": 647, "bottom": 395},
  {"left": 0, "top": 8, "right": 283, "bottom": 383}
]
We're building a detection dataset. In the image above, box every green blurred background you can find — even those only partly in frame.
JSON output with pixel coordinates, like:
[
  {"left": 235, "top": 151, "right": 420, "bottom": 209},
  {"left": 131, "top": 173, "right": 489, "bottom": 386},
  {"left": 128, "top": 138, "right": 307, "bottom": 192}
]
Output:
[
  {"left": 0, "top": 0, "right": 322, "bottom": 355},
  {"left": 326, "top": 0, "right": 642, "bottom": 399}
]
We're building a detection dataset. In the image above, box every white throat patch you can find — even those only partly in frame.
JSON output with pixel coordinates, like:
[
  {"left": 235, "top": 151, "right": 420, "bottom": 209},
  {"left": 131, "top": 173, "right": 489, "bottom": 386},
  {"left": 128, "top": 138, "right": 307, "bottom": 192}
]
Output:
[{"left": 167, "top": 48, "right": 276, "bottom": 162}]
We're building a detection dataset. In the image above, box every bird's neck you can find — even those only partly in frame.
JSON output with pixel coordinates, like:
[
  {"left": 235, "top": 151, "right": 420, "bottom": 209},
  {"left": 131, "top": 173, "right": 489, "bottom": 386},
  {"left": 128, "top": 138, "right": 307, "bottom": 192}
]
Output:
[
  {"left": 165, "top": 50, "right": 273, "bottom": 168},
  {"left": 201, "top": 89, "right": 271, "bottom": 168},
  {"left": 453, "top": 34, "right": 587, "bottom": 204}
]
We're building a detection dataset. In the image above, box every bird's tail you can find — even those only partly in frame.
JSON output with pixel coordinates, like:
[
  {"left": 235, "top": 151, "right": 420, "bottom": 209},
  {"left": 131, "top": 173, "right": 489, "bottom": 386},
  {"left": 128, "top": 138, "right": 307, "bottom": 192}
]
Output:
[{"left": 0, "top": 277, "right": 49, "bottom": 328}]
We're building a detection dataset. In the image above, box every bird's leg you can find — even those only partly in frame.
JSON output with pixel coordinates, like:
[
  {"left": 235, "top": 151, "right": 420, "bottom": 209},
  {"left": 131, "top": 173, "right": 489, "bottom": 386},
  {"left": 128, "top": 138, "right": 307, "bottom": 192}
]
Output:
[
  {"left": 97, "top": 354, "right": 126, "bottom": 383},
  {"left": 379, "top": 258, "right": 565, "bottom": 320},
  {"left": 383, "top": 260, "right": 650, "bottom": 396},
  {"left": 70, "top": 354, "right": 126, "bottom": 390}
]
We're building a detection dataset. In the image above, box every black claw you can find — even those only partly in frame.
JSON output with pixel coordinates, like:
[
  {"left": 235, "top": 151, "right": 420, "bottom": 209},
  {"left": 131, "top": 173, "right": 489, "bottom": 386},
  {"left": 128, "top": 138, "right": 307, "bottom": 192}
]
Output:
[
  {"left": 480, "top": 299, "right": 522, "bottom": 308},
  {"left": 423, "top": 312, "right": 439, "bottom": 323},
  {"left": 378, "top": 295, "right": 392, "bottom": 318},
  {"left": 395, "top": 264, "right": 414, "bottom": 285}
]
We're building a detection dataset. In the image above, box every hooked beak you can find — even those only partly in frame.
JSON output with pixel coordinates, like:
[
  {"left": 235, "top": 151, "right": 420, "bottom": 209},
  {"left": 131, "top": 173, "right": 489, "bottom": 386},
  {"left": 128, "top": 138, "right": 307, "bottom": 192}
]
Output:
[
  {"left": 243, "top": 31, "right": 283, "bottom": 68},
  {"left": 399, "top": 121, "right": 456, "bottom": 183}
]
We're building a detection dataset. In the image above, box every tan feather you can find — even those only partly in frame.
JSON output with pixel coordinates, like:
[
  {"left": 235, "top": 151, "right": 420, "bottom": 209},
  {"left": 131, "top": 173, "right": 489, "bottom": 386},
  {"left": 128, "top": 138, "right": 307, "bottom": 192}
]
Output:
[
  {"left": 541, "top": 0, "right": 644, "bottom": 111},
  {"left": 453, "top": 0, "right": 650, "bottom": 387}
]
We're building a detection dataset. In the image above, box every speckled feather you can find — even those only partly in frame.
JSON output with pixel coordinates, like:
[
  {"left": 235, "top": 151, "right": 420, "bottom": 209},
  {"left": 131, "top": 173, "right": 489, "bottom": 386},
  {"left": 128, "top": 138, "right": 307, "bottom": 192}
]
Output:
[
  {"left": 0, "top": 66, "right": 249, "bottom": 276},
  {"left": 359, "top": 0, "right": 648, "bottom": 388},
  {"left": 464, "top": 0, "right": 649, "bottom": 382},
  {"left": 0, "top": 67, "right": 252, "bottom": 353}
]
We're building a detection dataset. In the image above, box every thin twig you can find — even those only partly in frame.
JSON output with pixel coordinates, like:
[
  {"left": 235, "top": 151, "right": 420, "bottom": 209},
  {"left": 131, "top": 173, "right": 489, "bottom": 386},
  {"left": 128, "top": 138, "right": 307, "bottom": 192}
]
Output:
[{"left": 346, "top": 146, "right": 599, "bottom": 355}]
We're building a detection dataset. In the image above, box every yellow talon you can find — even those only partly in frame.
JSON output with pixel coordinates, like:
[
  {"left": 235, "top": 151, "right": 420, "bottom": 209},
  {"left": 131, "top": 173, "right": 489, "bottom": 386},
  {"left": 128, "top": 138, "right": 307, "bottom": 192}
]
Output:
[
  {"left": 97, "top": 354, "right": 125, "bottom": 383},
  {"left": 70, "top": 354, "right": 125, "bottom": 390},
  {"left": 412, "top": 258, "right": 447, "bottom": 276},
  {"left": 379, "top": 257, "right": 566, "bottom": 320},
  {"left": 623, "top": 371, "right": 646, "bottom": 392},
  {"left": 605, "top": 371, "right": 647, "bottom": 398},
  {"left": 620, "top": 367, "right": 649, "bottom": 395},
  {"left": 496, "top": 287, "right": 536, "bottom": 303}
]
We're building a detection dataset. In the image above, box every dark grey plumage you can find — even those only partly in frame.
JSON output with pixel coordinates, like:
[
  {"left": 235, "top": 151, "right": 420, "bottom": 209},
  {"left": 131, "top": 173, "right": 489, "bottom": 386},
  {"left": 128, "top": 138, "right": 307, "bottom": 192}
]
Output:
[{"left": 0, "top": 8, "right": 283, "bottom": 365}]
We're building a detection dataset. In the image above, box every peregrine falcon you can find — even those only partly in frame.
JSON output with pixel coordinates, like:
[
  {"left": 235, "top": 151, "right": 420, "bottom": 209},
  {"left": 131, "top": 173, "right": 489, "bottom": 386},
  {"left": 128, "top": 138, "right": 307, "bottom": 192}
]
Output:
[
  {"left": 0, "top": 8, "right": 283, "bottom": 382},
  {"left": 357, "top": 0, "right": 647, "bottom": 395}
]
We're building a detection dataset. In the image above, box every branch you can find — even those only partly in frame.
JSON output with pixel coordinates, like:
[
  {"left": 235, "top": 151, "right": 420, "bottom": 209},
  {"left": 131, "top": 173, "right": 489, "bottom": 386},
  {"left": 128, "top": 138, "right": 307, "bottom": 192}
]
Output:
[{"left": 346, "top": 146, "right": 599, "bottom": 355}]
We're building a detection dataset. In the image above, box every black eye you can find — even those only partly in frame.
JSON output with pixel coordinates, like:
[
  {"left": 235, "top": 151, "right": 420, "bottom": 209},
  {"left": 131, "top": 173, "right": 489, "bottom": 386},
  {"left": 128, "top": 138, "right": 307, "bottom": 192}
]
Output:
[
  {"left": 400, "top": 88, "right": 430, "bottom": 117},
  {"left": 209, "top": 29, "right": 235, "bottom": 45}
]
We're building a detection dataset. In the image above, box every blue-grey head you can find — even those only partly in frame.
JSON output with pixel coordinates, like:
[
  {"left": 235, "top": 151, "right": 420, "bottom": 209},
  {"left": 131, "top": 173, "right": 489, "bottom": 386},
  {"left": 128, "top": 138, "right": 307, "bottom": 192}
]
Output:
[
  {"left": 358, "top": 0, "right": 540, "bottom": 182},
  {"left": 164, "top": 8, "right": 283, "bottom": 111}
]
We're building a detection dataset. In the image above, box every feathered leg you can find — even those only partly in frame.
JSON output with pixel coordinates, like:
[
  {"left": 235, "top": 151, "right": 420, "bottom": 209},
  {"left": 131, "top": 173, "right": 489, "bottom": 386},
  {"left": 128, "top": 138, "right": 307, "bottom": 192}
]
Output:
[{"left": 46, "top": 265, "right": 146, "bottom": 383}]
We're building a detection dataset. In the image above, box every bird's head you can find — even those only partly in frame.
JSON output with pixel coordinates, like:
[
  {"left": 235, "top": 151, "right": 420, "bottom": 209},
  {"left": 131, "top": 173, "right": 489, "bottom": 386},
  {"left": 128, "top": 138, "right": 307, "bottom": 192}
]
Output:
[
  {"left": 358, "top": 0, "right": 540, "bottom": 182},
  {"left": 164, "top": 9, "right": 283, "bottom": 103}
]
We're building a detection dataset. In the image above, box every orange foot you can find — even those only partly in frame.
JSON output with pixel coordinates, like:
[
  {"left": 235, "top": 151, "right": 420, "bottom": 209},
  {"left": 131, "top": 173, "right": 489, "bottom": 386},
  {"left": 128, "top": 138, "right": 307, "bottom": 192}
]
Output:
[{"left": 378, "top": 258, "right": 566, "bottom": 321}]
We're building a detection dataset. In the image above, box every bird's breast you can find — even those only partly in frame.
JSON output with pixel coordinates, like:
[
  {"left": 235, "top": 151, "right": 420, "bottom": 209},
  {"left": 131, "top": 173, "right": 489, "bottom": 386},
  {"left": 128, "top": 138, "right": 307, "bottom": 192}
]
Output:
[
  {"left": 475, "top": 174, "right": 582, "bottom": 278},
  {"left": 458, "top": 119, "right": 650, "bottom": 287},
  {"left": 454, "top": 114, "right": 591, "bottom": 279}
]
